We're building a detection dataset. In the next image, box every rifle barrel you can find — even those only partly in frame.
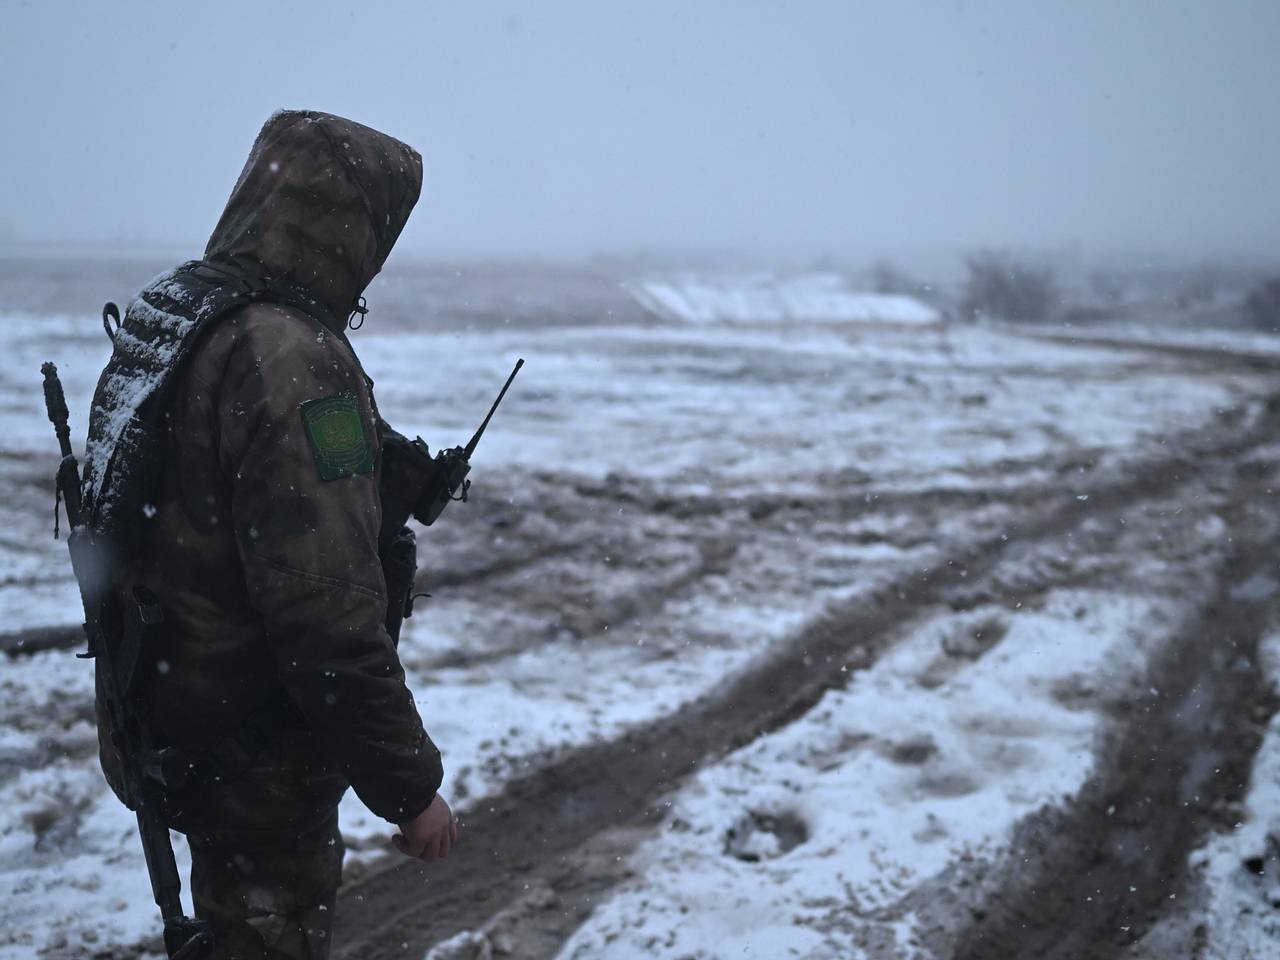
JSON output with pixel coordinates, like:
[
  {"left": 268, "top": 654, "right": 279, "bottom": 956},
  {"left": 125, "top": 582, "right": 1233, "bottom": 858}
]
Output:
[
  {"left": 464, "top": 358, "right": 523, "bottom": 457},
  {"left": 41, "top": 362, "right": 74, "bottom": 459}
]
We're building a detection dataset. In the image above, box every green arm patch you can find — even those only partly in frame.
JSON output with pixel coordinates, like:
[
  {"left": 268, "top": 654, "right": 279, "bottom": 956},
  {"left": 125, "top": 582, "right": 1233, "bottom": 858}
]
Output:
[{"left": 300, "top": 394, "right": 375, "bottom": 481}]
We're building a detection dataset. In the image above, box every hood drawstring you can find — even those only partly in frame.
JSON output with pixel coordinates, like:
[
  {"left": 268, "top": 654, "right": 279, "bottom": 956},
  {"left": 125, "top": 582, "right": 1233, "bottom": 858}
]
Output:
[{"left": 348, "top": 296, "right": 368, "bottom": 330}]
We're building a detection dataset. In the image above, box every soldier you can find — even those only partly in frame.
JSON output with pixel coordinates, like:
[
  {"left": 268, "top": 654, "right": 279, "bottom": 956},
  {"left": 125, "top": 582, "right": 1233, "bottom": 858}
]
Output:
[{"left": 85, "top": 110, "right": 455, "bottom": 958}]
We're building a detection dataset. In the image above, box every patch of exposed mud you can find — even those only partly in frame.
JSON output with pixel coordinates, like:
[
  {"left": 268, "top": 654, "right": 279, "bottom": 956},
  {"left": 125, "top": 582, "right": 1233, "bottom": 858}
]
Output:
[
  {"left": 950, "top": 514, "right": 1280, "bottom": 960},
  {"left": 723, "top": 809, "right": 809, "bottom": 862}
]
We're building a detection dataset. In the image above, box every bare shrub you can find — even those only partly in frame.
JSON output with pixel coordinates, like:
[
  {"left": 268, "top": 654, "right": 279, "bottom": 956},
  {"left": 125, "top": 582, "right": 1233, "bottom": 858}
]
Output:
[
  {"left": 1089, "top": 269, "right": 1129, "bottom": 306},
  {"left": 961, "top": 250, "right": 1059, "bottom": 323},
  {"left": 1174, "top": 266, "right": 1221, "bottom": 308},
  {"left": 1243, "top": 278, "right": 1280, "bottom": 331}
]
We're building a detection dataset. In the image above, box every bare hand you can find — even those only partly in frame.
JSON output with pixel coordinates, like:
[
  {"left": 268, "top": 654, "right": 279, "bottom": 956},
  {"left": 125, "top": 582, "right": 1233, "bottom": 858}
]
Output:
[{"left": 393, "top": 794, "right": 457, "bottom": 862}]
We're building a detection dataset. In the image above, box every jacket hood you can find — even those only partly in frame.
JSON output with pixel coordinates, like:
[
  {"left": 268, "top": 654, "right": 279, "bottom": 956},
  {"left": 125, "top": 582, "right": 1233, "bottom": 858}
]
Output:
[{"left": 204, "top": 109, "right": 422, "bottom": 330}]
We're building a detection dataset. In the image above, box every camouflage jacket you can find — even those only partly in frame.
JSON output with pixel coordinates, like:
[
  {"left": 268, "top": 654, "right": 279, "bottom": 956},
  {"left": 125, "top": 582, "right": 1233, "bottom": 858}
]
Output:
[{"left": 92, "top": 111, "right": 443, "bottom": 833}]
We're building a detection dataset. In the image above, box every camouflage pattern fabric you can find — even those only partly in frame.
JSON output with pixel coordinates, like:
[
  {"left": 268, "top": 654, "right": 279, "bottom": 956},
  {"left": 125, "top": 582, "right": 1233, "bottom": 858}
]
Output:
[
  {"left": 204, "top": 109, "right": 421, "bottom": 329},
  {"left": 94, "top": 111, "right": 443, "bottom": 852},
  {"left": 189, "top": 813, "right": 344, "bottom": 960}
]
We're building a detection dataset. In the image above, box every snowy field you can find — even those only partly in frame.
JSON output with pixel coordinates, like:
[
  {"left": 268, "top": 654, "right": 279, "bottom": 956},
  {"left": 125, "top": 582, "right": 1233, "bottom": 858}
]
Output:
[{"left": 3, "top": 261, "right": 1280, "bottom": 959}]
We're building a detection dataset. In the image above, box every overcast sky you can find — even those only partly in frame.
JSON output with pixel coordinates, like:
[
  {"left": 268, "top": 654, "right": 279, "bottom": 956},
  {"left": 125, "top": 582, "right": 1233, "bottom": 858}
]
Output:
[{"left": 2, "top": 0, "right": 1277, "bottom": 263}]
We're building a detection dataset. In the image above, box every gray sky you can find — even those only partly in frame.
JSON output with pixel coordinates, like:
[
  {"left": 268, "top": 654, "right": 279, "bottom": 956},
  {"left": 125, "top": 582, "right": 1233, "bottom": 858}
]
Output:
[{"left": 2, "top": 0, "right": 1277, "bottom": 262}]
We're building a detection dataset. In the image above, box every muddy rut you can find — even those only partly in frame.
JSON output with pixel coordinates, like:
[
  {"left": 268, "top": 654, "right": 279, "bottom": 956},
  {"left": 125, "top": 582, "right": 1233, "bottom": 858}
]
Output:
[
  {"left": 950, "top": 507, "right": 1280, "bottom": 960},
  {"left": 333, "top": 388, "right": 1280, "bottom": 959}
]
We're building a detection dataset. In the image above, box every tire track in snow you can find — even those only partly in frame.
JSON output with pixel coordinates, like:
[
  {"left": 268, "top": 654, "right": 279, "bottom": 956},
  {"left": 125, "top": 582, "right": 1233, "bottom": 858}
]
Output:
[
  {"left": 1018, "top": 329, "right": 1280, "bottom": 377},
  {"left": 951, "top": 496, "right": 1280, "bottom": 960}
]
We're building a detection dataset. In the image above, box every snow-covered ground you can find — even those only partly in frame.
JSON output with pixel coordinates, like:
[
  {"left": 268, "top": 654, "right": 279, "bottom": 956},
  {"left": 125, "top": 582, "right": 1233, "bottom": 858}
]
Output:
[
  {"left": 3, "top": 262, "right": 1280, "bottom": 959},
  {"left": 554, "top": 588, "right": 1177, "bottom": 959},
  {"left": 0, "top": 647, "right": 177, "bottom": 957},
  {"left": 626, "top": 273, "right": 940, "bottom": 325},
  {"left": 3, "top": 302, "right": 1252, "bottom": 636},
  {"left": 1160, "top": 625, "right": 1280, "bottom": 960}
]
